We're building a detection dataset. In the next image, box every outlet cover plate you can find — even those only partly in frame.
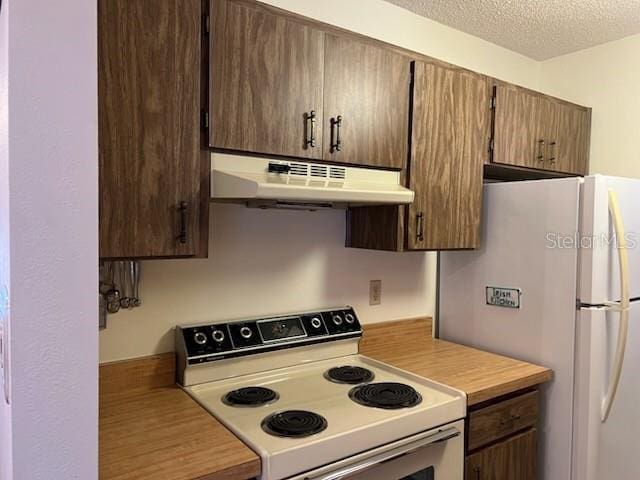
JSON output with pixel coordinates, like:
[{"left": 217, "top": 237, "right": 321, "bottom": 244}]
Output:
[{"left": 369, "top": 280, "right": 382, "bottom": 306}]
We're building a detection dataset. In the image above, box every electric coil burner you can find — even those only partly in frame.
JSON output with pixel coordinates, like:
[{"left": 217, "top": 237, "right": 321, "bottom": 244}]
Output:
[
  {"left": 324, "top": 365, "right": 375, "bottom": 384},
  {"left": 261, "top": 410, "right": 328, "bottom": 438},
  {"left": 349, "top": 382, "right": 423, "bottom": 409},
  {"left": 223, "top": 387, "right": 279, "bottom": 407}
]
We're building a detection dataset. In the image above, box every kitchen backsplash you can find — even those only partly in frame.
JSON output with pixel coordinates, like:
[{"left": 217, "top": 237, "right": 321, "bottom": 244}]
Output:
[{"left": 99, "top": 204, "right": 436, "bottom": 362}]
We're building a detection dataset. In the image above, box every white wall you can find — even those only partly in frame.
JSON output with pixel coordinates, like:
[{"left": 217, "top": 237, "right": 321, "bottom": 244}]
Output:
[
  {"left": 4, "top": 0, "right": 99, "bottom": 479},
  {"left": 99, "top": 0, "right": 542, "bottom": 363},
  {"left": 0, "top": 2, "right": 12, "bottom": 478},
  {"left": 539, "top": 33, "right": 640, "bottom": 178},
  {"left": 101, "top": 206, "right": 436, "bottom": 361}
]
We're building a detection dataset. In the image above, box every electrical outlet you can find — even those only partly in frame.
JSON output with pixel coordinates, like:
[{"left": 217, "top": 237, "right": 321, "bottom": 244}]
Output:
[{"left": 369, "top": 280, "right": 382, "bottom": 306}]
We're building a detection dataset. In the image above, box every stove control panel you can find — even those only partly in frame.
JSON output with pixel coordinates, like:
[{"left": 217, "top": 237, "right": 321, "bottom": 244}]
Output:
[{"left": 178, "top": 307, "right": 361, "bottom": 365}]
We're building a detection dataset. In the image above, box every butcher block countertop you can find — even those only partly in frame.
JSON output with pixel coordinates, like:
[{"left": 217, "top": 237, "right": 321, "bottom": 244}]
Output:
[
  {"left": 99, "top": 354, "right": 261, "bottom": 480},
  {"left": 360, "top": 318, "right": 553, "bottom": 406},
  {"left": 99, "top": 317, "right": 551, "bottom": 480}
]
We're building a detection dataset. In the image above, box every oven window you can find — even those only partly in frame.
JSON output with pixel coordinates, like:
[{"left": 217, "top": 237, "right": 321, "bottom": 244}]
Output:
[{"left": 400, "top": 466, "right": 434, "bottom": 480}]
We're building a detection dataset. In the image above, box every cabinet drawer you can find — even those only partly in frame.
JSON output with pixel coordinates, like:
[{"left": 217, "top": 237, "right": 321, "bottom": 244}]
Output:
[{"left": 468, "top": 391, "right": 539, "bottom": 451}]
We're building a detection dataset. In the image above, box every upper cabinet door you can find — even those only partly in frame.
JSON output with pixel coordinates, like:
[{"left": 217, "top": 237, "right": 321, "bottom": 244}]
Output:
[
  {"left": 210, "top": 0, "right": 324, "bottom": 159},
  {"left": 99, "top": 0, "right": 203, "bottom": 258},
  {"left": 407, "top": 62, "right": 490, "bottom": 250},
  {"left": 492, "top": 84, "right": 551, "bottom": 171},
  {"left": 547, "top": 103, "right": 591, "bottom": 175},
  {"left": 323, "top": 34, "right": 410, "bottom": 170}
]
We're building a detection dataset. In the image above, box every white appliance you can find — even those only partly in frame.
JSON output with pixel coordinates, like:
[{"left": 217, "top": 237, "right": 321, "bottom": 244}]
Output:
[
  {"left": 176, "top": 307, "right": 466, "bottom": 480},
  {"left": 439, "top": 175, "right": 640, "bottom": 480},
  {"left": 210, "top": 153, "right": 415, "bottom": 209}
]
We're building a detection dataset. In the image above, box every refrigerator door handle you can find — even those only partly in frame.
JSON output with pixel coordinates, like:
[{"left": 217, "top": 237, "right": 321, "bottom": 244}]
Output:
[{"left": 601, "top": 189, "right": 631, "bottom": 422}]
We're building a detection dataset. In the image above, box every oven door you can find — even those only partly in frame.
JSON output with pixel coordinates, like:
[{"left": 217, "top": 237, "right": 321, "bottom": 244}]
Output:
[{"left": 289, "top": 420, "right": 464, "bottom": 480}]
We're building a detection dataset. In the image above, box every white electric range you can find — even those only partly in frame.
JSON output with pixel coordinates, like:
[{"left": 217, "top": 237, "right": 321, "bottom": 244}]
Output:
[{"left": 176, "top": 307, "right": 466, "bottom": 480}]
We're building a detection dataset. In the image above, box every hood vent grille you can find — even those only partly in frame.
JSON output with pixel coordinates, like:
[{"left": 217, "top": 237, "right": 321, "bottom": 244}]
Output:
[
  {"left": 286, "top": 162, "right": 345, "bottom": 181},
  {"left": 289, "top": 163, "right": 309, "bottom": 177},
  {"left": 330, "top": 167, "right": 346, "bottom": 180},
  {"left": 310, "top": 165, "right": 328, "bottom": 178}
]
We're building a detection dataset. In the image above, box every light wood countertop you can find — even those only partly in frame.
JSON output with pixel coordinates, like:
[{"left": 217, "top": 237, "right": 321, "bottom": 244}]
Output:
[
  {"left": 99, "top": 354, "right": 260, "bottom": 480},
  {"left": 360, "top": 318, "right": 553, "bottom": 406},
  {"left": 99, "top": 318, "right": 551, "bottom": 480}
]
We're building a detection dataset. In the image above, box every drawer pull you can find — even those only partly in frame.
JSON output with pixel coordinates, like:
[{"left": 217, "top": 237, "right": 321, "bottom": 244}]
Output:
[{"left": 500, "top": 414, "right": 521, "bottom": 426}]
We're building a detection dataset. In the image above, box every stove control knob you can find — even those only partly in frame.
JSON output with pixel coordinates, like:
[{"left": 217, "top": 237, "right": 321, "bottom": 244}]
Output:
[
  {"left": 332, "top": 314, "right": 343, "bottom": 326},
  {"left": 345, "top": 313, "right": 355, "bottom": 324},
  {"left": 193, "top": 332, "right": 208, "bottom": 345},
  {"left": 240, "top": 326, "right": 253, "bottom": 340},
  {"left": 212, "top": 330, "right": 225, "bottom": 343},
  {"left": 310, "top": 317, "right": 322, "bottom": 329}
]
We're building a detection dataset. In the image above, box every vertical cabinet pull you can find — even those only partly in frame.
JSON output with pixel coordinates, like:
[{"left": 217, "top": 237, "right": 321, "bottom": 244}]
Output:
[
  {"left": 304, "top": 110, "right": 316, "bottom": 148},
  {"left": 330, "top": 115, "right": 342, "bottom": 153},
  {"left": 416, "top": 212, "right": 424, "bottom": 242},
  {"left": 178, "top": 201, "right": 189, "bottom": 245},
  {"left": 536, "top": 139, "right": 545, "bottom": 163},
  {"left": 548, "top": 141, "right": 557, "bottom": 166},
  {"left": 474, "top": 466, "right": 481, "bottom": 480}
]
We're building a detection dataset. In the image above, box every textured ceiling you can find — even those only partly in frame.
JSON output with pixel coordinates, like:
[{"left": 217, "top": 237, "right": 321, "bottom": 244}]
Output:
[{"left": 385, "top": 0, "right": 640, "bottom": 60}]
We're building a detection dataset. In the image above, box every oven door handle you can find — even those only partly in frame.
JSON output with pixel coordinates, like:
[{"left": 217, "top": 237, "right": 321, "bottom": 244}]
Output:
[{"left": 306, "top": 427, "right": 461, "bottom": 480}]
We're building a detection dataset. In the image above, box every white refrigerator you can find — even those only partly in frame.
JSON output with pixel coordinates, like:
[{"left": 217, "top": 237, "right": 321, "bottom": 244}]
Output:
[{"left": 440, "top": 175, "right": 640, "bottom": 480}]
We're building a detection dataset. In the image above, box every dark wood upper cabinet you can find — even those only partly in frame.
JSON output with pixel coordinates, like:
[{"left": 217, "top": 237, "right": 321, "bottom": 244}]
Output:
[
  {"left": 99, "top": 0, "right": 207, "bottom": 258},
  {"left": 548, "top": 102, "right": 591, "bottom": 175},
  {"left": 407, "top": 62, "right": 490, "bottom": 250},
  {"left": 209, "top": 0, "right": 325, "bottom": 159},
  {"left": 347, "top": 63, "right": 490, "bottom": 251},
  {"left": 491, "top": 82, "right": 590, "bottom": 176},
  {"left": 322, "top": 34, "right": 410, "bottom": 170},
  {"left": 492, "top": 83, "right": 550, "bottom": 171},
  {"left": 208, "top": 2, "right": 408, "bottom": 170}
]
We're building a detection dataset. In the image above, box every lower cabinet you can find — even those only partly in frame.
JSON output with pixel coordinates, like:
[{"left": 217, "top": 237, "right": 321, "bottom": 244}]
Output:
[
  {"left": 465, "top": 429, "right": 537, "bottom": 480},
  {"left": 464, "top": 390, "right": 539, "bottom": 479}
]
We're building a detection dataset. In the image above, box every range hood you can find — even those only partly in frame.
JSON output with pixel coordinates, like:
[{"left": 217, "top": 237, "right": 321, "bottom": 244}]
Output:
[{"left": 210, "top": 153, "right": 414, "bottom": 209}]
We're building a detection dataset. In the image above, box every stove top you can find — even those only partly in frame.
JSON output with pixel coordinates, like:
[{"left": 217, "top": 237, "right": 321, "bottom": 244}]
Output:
[
  {"left": 177, "top": 307, "right": 466, "bottom": 480},
  {"left": 186, "top": 354, "right": 465, "bottom": 480}
]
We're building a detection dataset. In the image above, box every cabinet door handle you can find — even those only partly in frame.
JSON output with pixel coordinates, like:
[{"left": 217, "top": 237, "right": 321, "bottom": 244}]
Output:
[
  {"left": 330, "top": 115, "right": 342, "bottom": 153},
  {"left": 178, "top": 201, "right": 189, "bottom": 245},
  {"left": 548, "top": 141, "right": 557, "bottom": 166},
  {"left": 305, "top": 110, "right": 316, "bottom": 148},
  {"left": 416, "top": 212, "right": 424, "bottom": 242},
  {"left": 536, "top": 139, "right": 545, "bottom": 163},
  {"left": 474, "top": 466, "right": 481, "bottom": 480}
]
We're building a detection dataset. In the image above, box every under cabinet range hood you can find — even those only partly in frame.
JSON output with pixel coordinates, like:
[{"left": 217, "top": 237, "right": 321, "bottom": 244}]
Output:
[{"left": 210, "top": 153, "right": 414, "bottom": 209}]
